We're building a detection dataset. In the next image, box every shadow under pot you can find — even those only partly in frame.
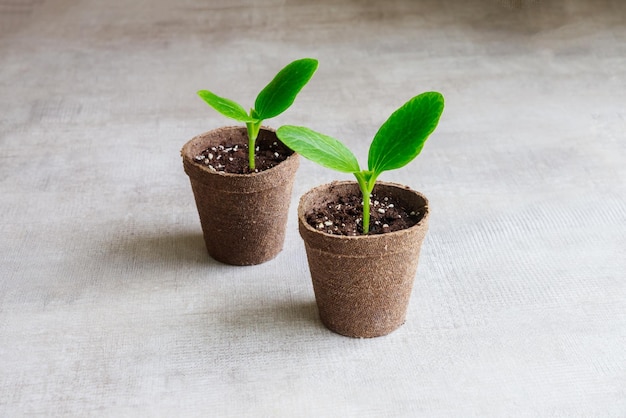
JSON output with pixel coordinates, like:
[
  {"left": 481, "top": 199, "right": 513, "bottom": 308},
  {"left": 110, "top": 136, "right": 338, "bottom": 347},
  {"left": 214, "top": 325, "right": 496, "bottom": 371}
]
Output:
[
  {"left": 182, "top": 126, "right": 299, "bottom": 265},
  {"left": 298, "top": 181, "right": 430, "bottom": 338}
]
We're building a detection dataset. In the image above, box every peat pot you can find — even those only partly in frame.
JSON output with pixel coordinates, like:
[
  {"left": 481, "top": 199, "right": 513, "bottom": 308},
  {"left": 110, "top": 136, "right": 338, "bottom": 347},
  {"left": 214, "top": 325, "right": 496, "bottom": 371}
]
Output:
[
  {"left": 298, "top": 181, "right": 430, "bottom": 337},
  {"left": 182, "top": 126, "right": 299, "bottom": 265}
]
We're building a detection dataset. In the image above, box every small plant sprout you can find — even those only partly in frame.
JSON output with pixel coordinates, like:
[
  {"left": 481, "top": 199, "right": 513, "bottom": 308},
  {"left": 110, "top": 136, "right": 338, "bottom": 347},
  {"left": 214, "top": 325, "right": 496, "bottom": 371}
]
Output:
[
  {"left": 277, "top": 91, "right": 444, "bottom": 234},
  {"left": 197, "top": 58, "right": 318, "bottom": 170}
]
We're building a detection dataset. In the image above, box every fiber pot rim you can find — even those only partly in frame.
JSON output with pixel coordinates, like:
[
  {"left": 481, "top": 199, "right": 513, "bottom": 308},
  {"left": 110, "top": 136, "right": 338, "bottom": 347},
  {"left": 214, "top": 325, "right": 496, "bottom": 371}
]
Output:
[
  {"left": 182, "top": 126, "right": 300, "bottom": 192},
  {"left": 297, "top": 181, "right": 429, "bottom": 255},
  {"left": 298, "top": 180, "right": 429, "bottom": 239}
]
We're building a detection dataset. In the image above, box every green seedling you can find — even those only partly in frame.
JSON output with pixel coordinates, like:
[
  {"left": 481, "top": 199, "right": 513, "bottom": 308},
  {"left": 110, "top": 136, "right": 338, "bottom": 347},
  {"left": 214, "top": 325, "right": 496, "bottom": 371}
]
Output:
[
  {"left": 197, "top": 58, "right": 318, "bottom": 171},
  {"left": 277, "top": 91, "right": 444, "bottom": 234}
]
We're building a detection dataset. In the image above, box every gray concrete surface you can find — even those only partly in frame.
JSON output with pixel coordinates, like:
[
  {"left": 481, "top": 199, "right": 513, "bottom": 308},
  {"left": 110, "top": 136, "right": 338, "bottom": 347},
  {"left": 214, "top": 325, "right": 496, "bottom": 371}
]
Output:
[{"left": 1, "top": 0, "right": 625, "bottom": 415}]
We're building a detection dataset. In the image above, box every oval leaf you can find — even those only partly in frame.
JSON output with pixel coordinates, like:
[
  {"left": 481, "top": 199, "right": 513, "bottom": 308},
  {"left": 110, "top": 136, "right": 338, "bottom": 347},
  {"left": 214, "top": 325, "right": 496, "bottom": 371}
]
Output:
[
  {"left": 368, "top": 92, "right": 444, "bottom": 175},
  {"left": 197, "top": 90, "right": 258, "bottom": 123},
  {"left": 276, "top": 125, "right": 360, "bottom": 173},
  {"left": 254, "top": 58, "right": 319, "bottom": 120}
]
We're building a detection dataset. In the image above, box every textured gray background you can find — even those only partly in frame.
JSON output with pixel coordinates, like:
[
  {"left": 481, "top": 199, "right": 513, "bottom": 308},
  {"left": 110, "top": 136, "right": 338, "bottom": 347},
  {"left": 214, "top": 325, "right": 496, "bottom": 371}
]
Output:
[{"left": 1, "top": 0, "right": 625, "bottom": 416}]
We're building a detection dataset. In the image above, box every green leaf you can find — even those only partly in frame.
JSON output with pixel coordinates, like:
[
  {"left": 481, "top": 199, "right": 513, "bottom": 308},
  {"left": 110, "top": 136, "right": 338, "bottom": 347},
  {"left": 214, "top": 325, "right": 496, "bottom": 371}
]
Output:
[
  {"left": 276, "top": 125, "right": 360, "bottom": 173},
  {"left": 368, "top": 92, "right": 444, "bottom": 175},
  {"left": 254, "top": 58, "right": 319, "bottom": 120},
  {"left": 197, "top": 90, "right": 258, "bottom": 123}
]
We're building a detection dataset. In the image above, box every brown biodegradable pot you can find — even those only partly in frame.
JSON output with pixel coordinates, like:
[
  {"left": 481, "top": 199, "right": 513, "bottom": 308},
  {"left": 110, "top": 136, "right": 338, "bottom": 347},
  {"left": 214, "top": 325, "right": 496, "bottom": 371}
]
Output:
[
  {"left": 182, "top": 126, "right": 299, "bottom": 265},
  {"left": 298, "top": 181, "right": 429, "bottom": 338}
]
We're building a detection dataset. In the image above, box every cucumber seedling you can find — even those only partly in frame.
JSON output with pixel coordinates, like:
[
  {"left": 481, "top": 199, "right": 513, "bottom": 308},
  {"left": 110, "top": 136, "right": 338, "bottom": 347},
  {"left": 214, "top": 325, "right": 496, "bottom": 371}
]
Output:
[
  {"left": 197, "top": 58, "right": 318, "bottom": 171},
  {"left": 276, "top": 91, "right": 444, "bottom": 234}
]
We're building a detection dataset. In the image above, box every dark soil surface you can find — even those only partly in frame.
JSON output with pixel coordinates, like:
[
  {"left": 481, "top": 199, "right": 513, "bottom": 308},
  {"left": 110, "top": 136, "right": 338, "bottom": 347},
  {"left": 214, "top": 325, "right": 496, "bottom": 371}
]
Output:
[
  {"left": 306, "top": 192, "right": 424, "bottom": 236},
  {"left": 193, "top": 132, "right": 292, "bottom": 174}
]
